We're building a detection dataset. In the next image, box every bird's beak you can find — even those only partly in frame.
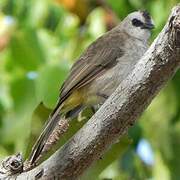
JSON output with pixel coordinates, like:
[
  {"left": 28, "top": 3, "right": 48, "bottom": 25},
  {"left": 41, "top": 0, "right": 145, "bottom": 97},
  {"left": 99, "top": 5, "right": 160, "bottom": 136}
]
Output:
[{"left": 141, "top": 22, "right": 155, "bottom": 29}]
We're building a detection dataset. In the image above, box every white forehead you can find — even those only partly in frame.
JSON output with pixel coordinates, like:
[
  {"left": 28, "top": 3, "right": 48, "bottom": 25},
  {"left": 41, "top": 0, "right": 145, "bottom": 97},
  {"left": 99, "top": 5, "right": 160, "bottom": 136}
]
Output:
[{"left": 126, "top": 11, "right": 145, "bottom": 22}]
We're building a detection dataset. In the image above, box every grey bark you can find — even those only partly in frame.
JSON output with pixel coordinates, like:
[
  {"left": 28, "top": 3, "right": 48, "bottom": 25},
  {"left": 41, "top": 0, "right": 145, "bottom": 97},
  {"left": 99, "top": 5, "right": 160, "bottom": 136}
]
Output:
[{"left": 4, "top": 4, "right": 180, "bottom": 180}]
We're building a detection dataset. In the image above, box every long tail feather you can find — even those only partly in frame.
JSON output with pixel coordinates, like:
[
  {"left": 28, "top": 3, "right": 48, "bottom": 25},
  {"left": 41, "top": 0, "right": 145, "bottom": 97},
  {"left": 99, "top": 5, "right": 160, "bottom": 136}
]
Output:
[
  {"left": 27, "top": 103, "right": 84, "bottom": 167},
  {"left": 28, "top": 104, "right": 65, "bottom": 165}
]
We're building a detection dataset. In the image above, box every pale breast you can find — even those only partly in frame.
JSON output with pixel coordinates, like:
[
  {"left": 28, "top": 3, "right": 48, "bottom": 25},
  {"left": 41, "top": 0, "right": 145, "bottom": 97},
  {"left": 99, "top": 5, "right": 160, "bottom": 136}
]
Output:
[{"left": 87, "top": 38, "right": 148, "bottom": 104}]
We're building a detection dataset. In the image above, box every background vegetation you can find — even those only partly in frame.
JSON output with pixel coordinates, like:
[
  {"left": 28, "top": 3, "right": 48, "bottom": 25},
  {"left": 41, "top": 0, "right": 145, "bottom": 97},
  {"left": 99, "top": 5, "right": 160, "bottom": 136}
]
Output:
[{"left": 0, "top": 0, "right": 179, "bottom": 179}]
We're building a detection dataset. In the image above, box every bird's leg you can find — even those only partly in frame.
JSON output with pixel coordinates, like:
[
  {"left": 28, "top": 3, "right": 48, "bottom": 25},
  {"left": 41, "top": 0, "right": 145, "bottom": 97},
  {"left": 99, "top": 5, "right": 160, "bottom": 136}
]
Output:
[{"left": 77, "top": 111, "right": 86, "bottom": 122}]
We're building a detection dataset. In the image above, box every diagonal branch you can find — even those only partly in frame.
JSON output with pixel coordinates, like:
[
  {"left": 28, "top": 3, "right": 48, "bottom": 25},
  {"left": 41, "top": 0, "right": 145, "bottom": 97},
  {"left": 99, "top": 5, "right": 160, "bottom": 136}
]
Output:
[{"left": 3, "top": 4, "right": 180, "bottom": 180}]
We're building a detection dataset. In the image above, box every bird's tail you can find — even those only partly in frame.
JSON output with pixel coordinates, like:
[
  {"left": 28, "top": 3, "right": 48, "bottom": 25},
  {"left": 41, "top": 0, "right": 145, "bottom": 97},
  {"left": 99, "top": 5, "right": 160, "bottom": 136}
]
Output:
[{"left": 27, "top": 103, "right": 69, "bottom": 166}]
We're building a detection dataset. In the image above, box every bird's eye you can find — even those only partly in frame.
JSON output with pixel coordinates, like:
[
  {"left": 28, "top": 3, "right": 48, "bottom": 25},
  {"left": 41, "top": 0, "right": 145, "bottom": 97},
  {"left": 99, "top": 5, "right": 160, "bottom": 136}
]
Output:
[{"left": 132, "top": 18, "right": 143, "bottom": 27}]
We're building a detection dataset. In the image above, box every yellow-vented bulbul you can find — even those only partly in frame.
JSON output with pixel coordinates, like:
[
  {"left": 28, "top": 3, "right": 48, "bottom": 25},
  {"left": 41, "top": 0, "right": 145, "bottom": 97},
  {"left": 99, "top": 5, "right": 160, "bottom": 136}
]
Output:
[{"left": 28, "top": 10, "right": 154, "bottom": 165}]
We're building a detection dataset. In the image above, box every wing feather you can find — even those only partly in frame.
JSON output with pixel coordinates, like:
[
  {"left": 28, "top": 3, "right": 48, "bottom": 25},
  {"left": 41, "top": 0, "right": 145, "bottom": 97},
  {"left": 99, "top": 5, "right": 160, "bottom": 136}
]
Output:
[{"left": 58, "top": 32, "right": 125, "bottom": 105}]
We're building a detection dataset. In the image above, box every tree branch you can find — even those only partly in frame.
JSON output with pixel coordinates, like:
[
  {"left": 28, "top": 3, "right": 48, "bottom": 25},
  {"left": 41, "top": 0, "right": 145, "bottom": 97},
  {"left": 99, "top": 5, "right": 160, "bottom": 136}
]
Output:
[{"left": 3, "top": 4, "right": 180, "bottom": 180}]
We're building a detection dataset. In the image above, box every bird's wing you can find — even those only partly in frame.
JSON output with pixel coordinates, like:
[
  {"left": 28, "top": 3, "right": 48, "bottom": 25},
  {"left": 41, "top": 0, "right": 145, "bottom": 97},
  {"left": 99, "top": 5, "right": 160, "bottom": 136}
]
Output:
[{"left": 57, "top": 32, "right": 125, "bottom": 107}]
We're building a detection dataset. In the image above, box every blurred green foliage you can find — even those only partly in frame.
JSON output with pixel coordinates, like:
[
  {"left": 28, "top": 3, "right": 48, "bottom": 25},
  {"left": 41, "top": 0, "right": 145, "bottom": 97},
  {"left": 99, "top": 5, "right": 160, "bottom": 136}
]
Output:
[{"left": 0, "top": 0, "right": 179, "bottom": 179}]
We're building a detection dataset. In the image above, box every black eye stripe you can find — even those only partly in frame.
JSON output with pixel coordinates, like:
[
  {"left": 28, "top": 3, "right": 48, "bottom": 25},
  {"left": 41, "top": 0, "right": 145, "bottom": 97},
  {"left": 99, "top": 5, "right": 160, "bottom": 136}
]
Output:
[{"left": 132, "top": 18, "right": 143, "bottom": 27}]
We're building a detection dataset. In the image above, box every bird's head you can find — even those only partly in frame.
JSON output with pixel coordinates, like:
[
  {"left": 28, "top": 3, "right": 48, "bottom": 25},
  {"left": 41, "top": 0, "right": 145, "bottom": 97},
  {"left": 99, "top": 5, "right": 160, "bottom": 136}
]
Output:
[{"left": 121, "top": 10, "right": 155, "bottom": 41}]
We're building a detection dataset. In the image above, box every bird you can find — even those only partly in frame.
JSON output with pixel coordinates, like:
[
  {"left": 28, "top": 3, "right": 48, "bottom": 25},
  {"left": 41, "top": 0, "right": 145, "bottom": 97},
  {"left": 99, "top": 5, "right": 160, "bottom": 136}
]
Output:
[{"left": 28, "top": 10, "right": 154, "bottom": 166}]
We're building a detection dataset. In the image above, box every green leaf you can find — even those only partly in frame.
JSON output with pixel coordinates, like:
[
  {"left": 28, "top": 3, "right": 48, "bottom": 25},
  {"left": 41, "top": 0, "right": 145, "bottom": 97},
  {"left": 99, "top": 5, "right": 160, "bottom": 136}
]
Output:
[
  {"left": 9, "top": 28, "right": 45, "bottom": 71},
  {"left": 106, "top": 0, "right": 133, "bottom": 18},
  {"left": 36, "top": 64, "right": 68, "bottom": 108},
  {"left": 1, "top": 76, "right": 38, "bottom": 152},
  {"left": 10, "top": 76, "right": 37, "bottom": 114}
]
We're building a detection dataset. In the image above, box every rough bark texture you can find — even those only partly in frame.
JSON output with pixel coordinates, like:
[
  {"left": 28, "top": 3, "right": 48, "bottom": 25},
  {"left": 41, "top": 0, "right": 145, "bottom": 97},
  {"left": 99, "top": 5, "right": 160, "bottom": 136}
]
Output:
[{"left": 4, "top": 4, "right": 180, "bottom": 180}]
